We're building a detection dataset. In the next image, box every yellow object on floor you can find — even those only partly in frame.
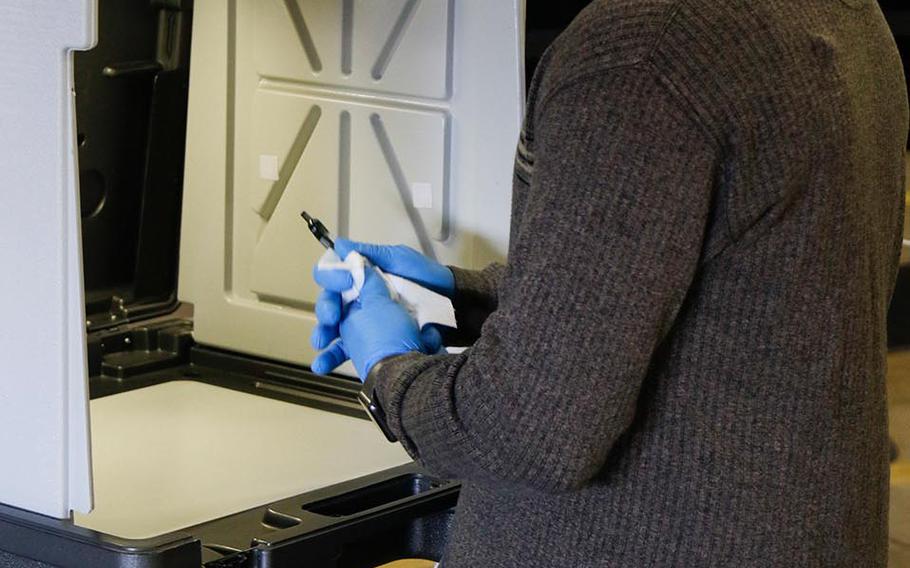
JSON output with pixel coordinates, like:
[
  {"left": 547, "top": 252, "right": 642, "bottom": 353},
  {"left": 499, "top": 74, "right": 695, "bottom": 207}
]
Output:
[{"left": 375, "top": 561, "right": 435, "bottom": 568}]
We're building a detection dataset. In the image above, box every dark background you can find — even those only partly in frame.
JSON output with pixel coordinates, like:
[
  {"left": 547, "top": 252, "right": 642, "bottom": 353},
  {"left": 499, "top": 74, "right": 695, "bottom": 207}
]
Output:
[
  {"left": 75, "top": 1, "right": 192, "bottom": 329},
  {"left": 525, "top": 0, "right": 593, "bottom": 81},
  {"left": 526, "top": 1, "right": 910, "bottom": 94}
]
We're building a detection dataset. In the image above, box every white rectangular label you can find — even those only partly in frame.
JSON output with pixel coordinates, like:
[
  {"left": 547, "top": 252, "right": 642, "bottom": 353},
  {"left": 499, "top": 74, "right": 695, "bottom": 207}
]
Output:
[
  {"left": 411, "top": 182, "right": 433, "bottom": 209},
  {"left": 258, "top": 154, "right": 280, "bottom": 181}
]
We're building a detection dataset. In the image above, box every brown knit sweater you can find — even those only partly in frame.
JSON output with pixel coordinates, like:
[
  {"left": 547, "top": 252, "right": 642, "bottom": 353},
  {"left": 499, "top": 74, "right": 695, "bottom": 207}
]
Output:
[{"left": 370, "top": 0, "right": 910, "bottom": 565}]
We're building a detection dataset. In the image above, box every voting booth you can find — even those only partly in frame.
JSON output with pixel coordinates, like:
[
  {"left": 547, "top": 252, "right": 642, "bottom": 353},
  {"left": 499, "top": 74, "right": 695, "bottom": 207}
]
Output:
[{"left": 0, "top": 0, "right": 524, "bottom": 566}]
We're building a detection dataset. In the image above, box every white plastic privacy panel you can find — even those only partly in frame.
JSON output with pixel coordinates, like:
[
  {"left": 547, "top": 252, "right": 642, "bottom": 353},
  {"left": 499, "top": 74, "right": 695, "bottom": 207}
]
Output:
[
  {"left": 181, "top": 0, "right": 524, "bottom": 366},
  {"left": 0, "top": 1, "right": 96, "bottom": 518}
]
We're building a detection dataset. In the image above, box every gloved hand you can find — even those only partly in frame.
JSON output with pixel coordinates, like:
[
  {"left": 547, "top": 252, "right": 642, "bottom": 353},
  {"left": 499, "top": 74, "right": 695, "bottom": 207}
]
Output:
[
  {"left": 314, "top": 239, "right": 455, "bottom": 298},
  {"left": 311, "top": 239, "right": 454, "bottom": 357},
  {"left": 311, "top": 266, "right": 439, "bottom": 378}
]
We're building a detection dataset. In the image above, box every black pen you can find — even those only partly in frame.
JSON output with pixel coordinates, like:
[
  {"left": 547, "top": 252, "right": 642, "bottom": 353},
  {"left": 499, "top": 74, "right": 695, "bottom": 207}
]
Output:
[{"left": 300, "top": 211, "right": 335, "bottom": 250}]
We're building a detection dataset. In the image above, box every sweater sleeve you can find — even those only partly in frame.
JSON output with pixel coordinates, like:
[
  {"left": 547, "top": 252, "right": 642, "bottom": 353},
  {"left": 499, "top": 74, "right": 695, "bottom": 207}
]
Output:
[
  {"left": 371, "top": 65, "right": 718, "bottom": 493},
  {"left": 442, "top": 264, "right": 506, "bottom": 346}
]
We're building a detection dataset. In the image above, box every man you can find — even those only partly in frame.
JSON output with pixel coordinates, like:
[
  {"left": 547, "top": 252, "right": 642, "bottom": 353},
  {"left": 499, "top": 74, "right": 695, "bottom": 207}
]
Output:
[{"left": 311, "top": 0, "right": 909, "bottom": 565}]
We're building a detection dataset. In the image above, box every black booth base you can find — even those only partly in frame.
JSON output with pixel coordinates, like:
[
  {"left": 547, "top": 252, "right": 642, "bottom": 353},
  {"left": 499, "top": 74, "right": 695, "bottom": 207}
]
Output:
[{"left": 0, "top": 552, "right": 52, "bottom": 568}]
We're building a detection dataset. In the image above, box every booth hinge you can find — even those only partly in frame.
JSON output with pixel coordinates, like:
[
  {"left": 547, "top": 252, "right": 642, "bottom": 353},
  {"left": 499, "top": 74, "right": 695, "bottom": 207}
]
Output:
[
  {"left": 102, "top": 0, "right": 192, "bottom": 77},
  {"left": 107, "top": 296, "right": 128, "bottom": 325},
  {"left": 85, "top": 296, "right": 128, "bottom": 328}
]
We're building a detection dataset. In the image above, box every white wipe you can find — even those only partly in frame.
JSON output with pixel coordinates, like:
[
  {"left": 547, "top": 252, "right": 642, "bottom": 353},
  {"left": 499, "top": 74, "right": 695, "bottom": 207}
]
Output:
[{"left": 317, "top": 249, "right": 457, "bottom": 330}]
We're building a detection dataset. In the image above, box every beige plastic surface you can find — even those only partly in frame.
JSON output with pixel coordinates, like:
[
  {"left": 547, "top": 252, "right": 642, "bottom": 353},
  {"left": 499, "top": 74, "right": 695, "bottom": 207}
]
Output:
[
  {"left": 180, "top": 0, "right": 525, "bottom": 367},
  {"left": 0, "top": 0, "right": 96, "bottom": 519},
  {"left": 74, "top": 381, "right": 411, "bottom": 539}
]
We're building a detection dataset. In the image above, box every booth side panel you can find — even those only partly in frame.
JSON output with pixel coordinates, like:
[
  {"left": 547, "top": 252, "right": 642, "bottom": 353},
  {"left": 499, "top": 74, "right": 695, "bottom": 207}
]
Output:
[{"left": 0, "top": 0, "right": 96, "bottom": 519}]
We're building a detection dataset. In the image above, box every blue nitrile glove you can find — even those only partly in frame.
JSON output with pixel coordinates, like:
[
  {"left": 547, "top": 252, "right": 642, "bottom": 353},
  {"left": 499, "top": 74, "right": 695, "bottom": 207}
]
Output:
[
  {"left": 311, "top": 266, "right": 440, "bottom": 379},
  {"left": 311, "top": 289, "right": 344, "bottom": 350},
  {"left": 311, "top": 239, "right": 453, "bottom": 356},
  {"left": 315, "top": 239, "right": 455, "bottom": 298},
  {"left": 310, "top": 283, "right": 443, "bottom": 367}
]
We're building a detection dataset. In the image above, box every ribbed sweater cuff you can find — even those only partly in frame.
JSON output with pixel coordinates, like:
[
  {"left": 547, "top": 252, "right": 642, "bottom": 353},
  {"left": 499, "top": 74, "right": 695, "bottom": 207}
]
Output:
[
  {"left": 373, "top": 352, "right": 441, "bottom": 458},
  {"left": 373, "top": 351, "right": 470, "bottom": 476},
  {"left": 450, "top": 266, "right": 498, "bottom": 300},
  {"left": 446, "top": 266, "right": 502, "bottom": 346}
]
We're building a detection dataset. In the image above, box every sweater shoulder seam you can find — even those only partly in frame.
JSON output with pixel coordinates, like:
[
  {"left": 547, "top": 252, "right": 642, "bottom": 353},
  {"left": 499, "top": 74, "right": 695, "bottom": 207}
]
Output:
[
  {"left": 535, "top": 60, "right": 720, "bottom": 155},
  {"left": 535, "top": 1, "right": 684, "bottom": 115},
  {"left": 534, "top": 4, "right": 720, "bottom": 151}
]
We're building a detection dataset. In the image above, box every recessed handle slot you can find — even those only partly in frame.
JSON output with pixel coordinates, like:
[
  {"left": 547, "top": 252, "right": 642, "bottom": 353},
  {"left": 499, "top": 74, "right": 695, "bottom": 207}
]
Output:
[
  {"left": 261, "top": 508, "right": 302, "bottom": 530},
  {"left": 302, "top": 474, "right": 442, "bottom": 517},
  {"left": 203, "top": 543, "right": 242, "bottom": 557}
]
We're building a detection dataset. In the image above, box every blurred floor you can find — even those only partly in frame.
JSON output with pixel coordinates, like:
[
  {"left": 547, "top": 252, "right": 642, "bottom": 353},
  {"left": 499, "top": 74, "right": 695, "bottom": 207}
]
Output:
[
  {"left": 902, "top": 155, "right": 910, "bottom": 264},
  {"left": 892, "top": 157, "right": 910, "bottom": 568},
  {"left": 890, "top": 351, "right": 910, "bottom": 567}
]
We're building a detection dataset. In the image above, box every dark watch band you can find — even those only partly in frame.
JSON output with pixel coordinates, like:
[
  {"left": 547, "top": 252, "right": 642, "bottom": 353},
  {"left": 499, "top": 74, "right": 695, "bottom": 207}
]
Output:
[{"left": 359, "top": 359, "right": 398, "bottom": 443}]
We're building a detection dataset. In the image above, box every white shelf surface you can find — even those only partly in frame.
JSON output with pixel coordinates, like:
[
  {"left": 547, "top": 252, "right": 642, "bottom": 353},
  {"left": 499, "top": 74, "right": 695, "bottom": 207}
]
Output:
[{"left": 74, "top": 381, "right": 411, "bottom": 539}]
